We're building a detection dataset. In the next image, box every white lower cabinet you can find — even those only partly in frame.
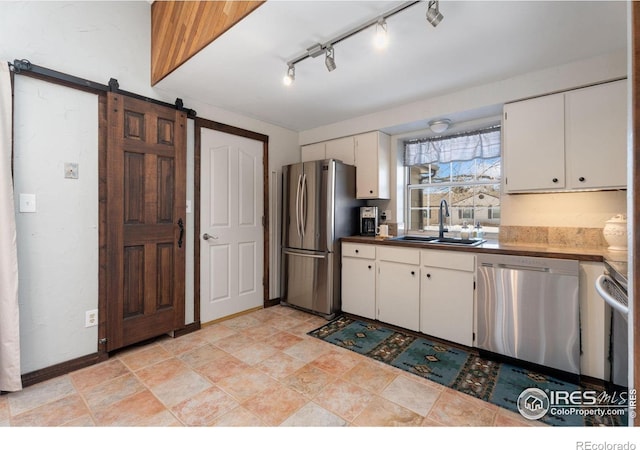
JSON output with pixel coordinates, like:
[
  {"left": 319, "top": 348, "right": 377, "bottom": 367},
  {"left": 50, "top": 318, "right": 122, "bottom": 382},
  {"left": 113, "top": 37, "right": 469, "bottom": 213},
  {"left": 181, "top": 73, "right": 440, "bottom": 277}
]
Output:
[
  {"left": 420, "top": 250, "right": 475, "bottom": 347},
  {"left": 374, "top": 246, "right": 420, "bottom": 331},
  {"left": 341, "top": 243, "right": 473, "bottom": 340},
  {"left": 341, "top": 243, "right": 376, "bottom": 319},
  {"left": 377, "top": 260, "right": 420, "bottom": 331}
]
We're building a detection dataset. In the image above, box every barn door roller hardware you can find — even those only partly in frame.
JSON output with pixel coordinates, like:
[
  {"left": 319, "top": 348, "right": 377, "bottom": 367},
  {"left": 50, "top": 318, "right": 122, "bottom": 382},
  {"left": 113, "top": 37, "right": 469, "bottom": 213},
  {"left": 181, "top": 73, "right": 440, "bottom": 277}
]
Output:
[{"left": 10, "top": 59, "right": 197, "bottom": 118}]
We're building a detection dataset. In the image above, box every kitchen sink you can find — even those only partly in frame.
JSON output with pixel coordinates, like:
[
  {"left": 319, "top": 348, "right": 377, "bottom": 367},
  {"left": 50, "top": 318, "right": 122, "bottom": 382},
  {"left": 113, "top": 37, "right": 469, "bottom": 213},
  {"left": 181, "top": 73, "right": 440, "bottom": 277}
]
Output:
[
  {"left": 435, "top": 237, "right": 486, "bottom": 246},
  {"left": 392, "top": 235, "right": 440, "bottom": 242},
  {"left": 391, "top": 235, "right": 486, "bottom": 246}
]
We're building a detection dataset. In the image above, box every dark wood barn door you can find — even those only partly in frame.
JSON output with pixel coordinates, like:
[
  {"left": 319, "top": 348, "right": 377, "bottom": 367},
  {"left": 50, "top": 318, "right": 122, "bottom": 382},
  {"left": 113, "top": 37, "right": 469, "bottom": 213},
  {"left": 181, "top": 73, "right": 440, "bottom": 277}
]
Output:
[{"left": 105, "top": 92, "right": 186, "bottom": 352}]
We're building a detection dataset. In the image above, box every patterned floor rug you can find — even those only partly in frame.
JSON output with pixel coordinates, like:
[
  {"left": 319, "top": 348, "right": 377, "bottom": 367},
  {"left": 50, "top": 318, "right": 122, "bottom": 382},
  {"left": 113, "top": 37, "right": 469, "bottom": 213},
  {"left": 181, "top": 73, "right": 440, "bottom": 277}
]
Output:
[{"left": 309, "top": 316, "right": 628, "bottom": 427}]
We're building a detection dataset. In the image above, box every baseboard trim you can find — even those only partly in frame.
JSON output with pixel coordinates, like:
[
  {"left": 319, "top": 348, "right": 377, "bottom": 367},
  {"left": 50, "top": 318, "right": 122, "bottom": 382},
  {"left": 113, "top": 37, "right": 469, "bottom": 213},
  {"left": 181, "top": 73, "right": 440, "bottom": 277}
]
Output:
[
  {"left": 21, "top": 351, "right": 109, "bottom": 388},
  {"left": 18, "top": 305, "right": 283, "bottom": 389},
  {"left": 173, "top": 321, "right": 201, "bottom": 338}
]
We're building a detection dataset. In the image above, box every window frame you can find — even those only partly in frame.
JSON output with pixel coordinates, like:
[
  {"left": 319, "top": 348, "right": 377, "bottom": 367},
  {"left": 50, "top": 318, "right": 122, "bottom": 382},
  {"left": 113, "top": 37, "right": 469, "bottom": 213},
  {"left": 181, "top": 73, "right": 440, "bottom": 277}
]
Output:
[{"left": 403, "top": 126, "right": 502, "bottom": 236}]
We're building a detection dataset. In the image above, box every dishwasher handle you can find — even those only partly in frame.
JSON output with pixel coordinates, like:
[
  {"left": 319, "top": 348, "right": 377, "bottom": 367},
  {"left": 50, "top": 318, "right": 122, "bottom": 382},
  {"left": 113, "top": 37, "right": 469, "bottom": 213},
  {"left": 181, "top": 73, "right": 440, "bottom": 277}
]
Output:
[{"left": 480, "top": 262, "right": 550, "bottom": 273}]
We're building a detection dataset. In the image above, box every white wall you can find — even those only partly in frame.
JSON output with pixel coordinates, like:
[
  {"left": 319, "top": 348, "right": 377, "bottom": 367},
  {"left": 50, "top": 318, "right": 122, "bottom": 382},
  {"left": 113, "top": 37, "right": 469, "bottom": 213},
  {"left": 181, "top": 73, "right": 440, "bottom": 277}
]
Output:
[
  {"left": 1, "top": 1, "right": 298, "bottom": 373},
  {"left": 13, "top": 78, "right": 99, "bottom": 373}
]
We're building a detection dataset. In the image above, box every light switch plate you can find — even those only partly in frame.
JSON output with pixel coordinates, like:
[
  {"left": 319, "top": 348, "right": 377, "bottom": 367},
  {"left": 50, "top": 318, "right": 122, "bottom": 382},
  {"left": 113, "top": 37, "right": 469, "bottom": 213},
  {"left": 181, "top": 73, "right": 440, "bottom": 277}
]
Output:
[
  {"left": 19, "top": 193, "right": 36, "bottom": 213},
  {"left": 64, "top": 162, "right": 79, "bottom": 179}
]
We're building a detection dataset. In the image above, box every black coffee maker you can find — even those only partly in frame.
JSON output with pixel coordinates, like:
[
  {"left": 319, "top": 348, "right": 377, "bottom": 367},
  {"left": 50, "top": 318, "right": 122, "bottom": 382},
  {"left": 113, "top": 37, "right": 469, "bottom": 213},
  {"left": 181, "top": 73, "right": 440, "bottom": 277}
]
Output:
[{"left": 359, "top": 206, "right": 378, "bottom": 236}]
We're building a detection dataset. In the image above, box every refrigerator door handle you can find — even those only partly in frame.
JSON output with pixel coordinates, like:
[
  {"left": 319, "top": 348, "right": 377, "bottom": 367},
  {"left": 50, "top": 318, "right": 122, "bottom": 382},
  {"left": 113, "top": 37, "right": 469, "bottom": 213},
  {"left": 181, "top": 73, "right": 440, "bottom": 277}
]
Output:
[
  {"left": 295, "top": 174, "right": 302, "bottom": 238},
  {"left": 283, "top": 249, "right": 326, "bottom": 259},
  {"left": 301, "top": 173, "right": 307, "bottom": 237}
]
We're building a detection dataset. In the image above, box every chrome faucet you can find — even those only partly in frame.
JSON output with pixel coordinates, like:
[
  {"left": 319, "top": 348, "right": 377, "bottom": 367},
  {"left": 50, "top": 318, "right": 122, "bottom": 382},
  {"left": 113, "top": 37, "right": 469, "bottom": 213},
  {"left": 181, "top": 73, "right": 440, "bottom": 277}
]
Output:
[{"left": 438, "top": 199, "right": 449, "bottom": 239}]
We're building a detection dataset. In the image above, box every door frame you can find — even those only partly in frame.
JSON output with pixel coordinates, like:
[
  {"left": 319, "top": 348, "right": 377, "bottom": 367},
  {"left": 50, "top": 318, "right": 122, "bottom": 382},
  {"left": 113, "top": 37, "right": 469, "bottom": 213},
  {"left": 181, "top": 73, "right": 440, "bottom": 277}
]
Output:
[{"left": 193, "top": 118, "right": 271, "bottom": 325}]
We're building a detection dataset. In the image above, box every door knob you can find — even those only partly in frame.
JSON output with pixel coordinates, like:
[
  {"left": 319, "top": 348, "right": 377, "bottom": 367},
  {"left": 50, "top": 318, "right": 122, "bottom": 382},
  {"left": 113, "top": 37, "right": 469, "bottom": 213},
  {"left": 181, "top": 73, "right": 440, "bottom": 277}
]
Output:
[{"left": 203, "top": 233, "right": 218, "bottom": 241}]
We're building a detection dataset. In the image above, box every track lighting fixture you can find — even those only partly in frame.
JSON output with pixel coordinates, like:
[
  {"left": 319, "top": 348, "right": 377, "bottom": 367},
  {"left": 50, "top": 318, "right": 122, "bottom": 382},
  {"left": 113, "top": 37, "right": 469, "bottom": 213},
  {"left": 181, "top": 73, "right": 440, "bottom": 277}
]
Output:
[
  {"left": 374, "top": 18, "right": 389, "bottom": 49},
  {"left": 426, "top": 0, "right": 443, "bottom": 27},
  {"left": 283, "top": 64, "right": 295, "bottom": 86},
  {"left": 325, "top": 46, "right": 336, "bottom": 72},
  {"left": 282, "top": 1, "right": 445, "bottom": 86}
]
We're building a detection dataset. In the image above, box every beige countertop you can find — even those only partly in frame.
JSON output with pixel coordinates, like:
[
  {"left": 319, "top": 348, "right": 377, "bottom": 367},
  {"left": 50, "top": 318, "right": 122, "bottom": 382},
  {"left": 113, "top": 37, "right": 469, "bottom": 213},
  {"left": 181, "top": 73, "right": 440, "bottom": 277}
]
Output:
[{"left": 341, "top": 235, "right": 614, "bottom": 262}]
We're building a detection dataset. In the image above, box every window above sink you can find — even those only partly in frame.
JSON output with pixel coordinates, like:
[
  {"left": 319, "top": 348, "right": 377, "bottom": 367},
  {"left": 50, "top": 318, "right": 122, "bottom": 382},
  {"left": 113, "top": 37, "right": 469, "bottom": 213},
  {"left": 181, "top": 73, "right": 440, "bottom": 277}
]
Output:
[{"left": 404, "top": 125, "right": 501, "bottom": 236}]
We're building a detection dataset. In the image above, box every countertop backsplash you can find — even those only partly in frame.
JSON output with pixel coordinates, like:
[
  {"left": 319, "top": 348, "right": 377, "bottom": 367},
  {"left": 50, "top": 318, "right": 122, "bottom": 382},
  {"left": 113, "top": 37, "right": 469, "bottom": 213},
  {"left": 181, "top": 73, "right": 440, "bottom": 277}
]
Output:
[{"left": 499, "top": 225, "right": 608, "bottom": 249}]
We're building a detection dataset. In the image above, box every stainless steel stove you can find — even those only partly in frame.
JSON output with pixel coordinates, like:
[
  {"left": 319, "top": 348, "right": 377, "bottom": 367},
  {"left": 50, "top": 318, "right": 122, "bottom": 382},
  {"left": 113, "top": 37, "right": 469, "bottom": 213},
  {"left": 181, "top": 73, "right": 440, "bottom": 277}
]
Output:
[{"left": 596, "top": 258, "right": 628, "bottom": 387}]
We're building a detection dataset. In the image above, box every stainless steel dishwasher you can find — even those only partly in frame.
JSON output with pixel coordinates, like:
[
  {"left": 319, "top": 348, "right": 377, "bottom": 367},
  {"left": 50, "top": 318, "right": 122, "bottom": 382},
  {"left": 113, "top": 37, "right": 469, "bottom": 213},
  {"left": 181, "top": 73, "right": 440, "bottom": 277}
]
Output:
[{"left": 476, "top": 254, "right": 580, "bottom": 375}]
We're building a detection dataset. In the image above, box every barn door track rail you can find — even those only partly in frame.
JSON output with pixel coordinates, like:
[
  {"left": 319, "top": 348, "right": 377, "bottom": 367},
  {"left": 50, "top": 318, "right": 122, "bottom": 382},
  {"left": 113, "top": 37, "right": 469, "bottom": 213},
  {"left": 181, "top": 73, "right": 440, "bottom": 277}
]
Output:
[{"left": 9, "top": 58, "right": 196, "bottom": 118}]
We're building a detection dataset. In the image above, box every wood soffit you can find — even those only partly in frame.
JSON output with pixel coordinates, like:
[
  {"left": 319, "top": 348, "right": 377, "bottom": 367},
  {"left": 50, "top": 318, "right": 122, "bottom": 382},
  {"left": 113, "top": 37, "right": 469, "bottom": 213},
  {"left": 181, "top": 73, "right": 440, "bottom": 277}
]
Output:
[{"left": 151, "top": 1, "right": 265, "bottom": 86}]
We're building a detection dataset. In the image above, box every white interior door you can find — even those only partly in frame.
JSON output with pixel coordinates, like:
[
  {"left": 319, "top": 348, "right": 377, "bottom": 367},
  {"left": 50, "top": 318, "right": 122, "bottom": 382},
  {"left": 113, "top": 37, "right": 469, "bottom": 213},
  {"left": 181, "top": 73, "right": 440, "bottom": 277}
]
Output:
[{"left": 201, "top": 128, "right": 264, "bottom": 323}]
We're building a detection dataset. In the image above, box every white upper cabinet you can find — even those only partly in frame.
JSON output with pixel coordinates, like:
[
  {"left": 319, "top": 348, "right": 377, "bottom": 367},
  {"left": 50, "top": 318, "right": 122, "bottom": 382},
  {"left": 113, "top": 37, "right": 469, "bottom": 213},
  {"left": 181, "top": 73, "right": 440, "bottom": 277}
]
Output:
[
  {"left": 503, "top": 93, "right": 566, "bottom": 191},
  {"left": 302, "top": 136, "right": 356, "bottom": 165},
  {"left": 354, "top": 131, "right": 390, "bottom": 199},
  {"left": 325, "top": 136, "right": 355, "bottom": 165},
  {"left": 503, "top": 79, "right": 627, "bottom": 193},
  {"left": 300, "top": 142, "right": 327, "bottom": 162},
  {"left": 565, "top": 80, "right": 627, "bottom": 190},
  {"left": 299, "top": 131, "right": 391, "bottom": 199}
]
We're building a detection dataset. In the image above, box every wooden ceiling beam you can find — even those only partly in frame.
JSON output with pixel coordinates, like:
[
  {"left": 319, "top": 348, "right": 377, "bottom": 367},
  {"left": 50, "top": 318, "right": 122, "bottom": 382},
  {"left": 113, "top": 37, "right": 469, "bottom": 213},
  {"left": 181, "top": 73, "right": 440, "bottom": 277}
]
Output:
[{"left": 151, "top": 1, "right": 265, "bottom": 86}]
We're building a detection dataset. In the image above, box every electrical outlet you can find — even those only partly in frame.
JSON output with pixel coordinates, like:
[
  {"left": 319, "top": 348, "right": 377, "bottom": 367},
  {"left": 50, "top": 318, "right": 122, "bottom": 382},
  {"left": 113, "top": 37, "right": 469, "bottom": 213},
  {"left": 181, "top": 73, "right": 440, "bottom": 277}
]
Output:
[
  {"left": 64, "top": 162, "right": 79, "bottom": 179},
  {"left": 85, "top": 309, "right": 98, "bottom": 328}
]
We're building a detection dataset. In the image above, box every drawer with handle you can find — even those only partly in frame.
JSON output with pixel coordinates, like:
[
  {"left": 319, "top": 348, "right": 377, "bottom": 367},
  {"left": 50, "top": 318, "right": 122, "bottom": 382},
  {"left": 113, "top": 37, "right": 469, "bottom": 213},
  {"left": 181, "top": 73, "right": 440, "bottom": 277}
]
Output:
[{"left": 342, "top": 243, "right": 375, "bottom": 259}]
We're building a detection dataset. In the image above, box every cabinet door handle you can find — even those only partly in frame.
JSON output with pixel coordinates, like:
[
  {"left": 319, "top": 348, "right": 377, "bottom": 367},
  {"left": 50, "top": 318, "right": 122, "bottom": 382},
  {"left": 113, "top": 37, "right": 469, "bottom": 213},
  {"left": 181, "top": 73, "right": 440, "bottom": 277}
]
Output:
[
  {"left": 369, "top": 190, "right": 373, "bottom": 194},
  {"left": 552, "top": 178, "right": 559, "bottom": 183},
  {"left": 368, "top": 265, "right": 372, "bottom": 269},
  {"left": 579, "top": 177, "right": 586, "bottom": 182},
  {"left": 411, "top": 271, "right": 415, "bottom": 276},
  {"left": 426, "top": 273, "right": 431, "bottom": 279},
  {"left": 355, "top": 249, "right": 359, "bottom": 253}
]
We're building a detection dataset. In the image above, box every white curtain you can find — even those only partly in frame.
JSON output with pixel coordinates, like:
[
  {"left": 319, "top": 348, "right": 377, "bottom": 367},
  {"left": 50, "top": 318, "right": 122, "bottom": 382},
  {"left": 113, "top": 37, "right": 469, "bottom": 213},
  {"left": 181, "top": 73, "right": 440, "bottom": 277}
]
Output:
[
  {"left": 0, "top": 61, "right": 21, "bottom": 392},
  {"left": 404, "top": 126, "right": 501, "bottom": 166}
]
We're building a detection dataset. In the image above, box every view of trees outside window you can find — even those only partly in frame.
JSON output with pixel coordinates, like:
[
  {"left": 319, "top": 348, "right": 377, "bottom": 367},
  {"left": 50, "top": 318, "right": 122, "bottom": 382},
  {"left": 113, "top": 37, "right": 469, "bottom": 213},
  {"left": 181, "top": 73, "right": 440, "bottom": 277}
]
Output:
[{"left": 407, "top": 156, "right": 501, "bottom": 234}]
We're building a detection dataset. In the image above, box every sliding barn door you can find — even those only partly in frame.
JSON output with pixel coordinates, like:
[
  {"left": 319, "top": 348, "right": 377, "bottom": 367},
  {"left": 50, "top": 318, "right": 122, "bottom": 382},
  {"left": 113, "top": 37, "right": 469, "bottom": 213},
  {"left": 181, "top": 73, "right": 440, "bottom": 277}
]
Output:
[{"left": 105, "top": 92, "right": 186, "bottom": 351}]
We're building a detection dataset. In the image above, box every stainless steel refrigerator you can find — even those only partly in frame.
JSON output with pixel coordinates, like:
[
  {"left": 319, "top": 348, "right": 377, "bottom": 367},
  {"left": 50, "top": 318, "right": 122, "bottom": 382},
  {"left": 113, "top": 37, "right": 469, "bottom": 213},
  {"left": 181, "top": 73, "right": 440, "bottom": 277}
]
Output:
[{"left": 280, "top": 159, "right": 363, "bottom": 319}]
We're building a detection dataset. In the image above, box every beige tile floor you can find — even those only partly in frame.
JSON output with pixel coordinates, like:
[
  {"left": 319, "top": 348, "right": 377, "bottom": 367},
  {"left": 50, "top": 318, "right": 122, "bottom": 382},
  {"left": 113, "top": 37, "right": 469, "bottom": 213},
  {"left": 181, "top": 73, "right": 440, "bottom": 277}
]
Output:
[{"left": 0, "top": 305, "right": 541, "bottom": 427}]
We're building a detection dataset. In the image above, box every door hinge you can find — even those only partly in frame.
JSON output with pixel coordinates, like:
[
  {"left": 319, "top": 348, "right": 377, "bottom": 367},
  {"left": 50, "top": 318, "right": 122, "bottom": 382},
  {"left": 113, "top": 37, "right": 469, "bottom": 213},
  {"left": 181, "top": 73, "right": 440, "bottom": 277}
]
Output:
[
  {"left": 472, "top": 332, "right": 476, "bottom": 342},
  {"left": 473, "top": 281, "right": 476, "bottom": 290},
  {"left": 504, "top": 111, "right": 507, "bottom": 120},
  {"left": 98, "top": 338, "right": 107, "bottom": 345},
  {"left": 262, "top": 216, "right": 266, "bottom": 227}
]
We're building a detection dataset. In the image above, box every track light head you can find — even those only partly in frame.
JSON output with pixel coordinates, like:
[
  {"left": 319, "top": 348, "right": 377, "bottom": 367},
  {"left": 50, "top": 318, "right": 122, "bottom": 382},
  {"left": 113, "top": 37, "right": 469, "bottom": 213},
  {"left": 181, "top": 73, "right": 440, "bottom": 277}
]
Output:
[
  {"left": 325, "top": 46, "right": 336, "bottom": 72},
  {"left": 426, "top": 0, "right": 443, "bottom": 27},
  {"left": 374, "top": 18, "right": 389, "bottom": 49},
  {"left": 283, "top": 64, "right": 295, "bottom": 86}
]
